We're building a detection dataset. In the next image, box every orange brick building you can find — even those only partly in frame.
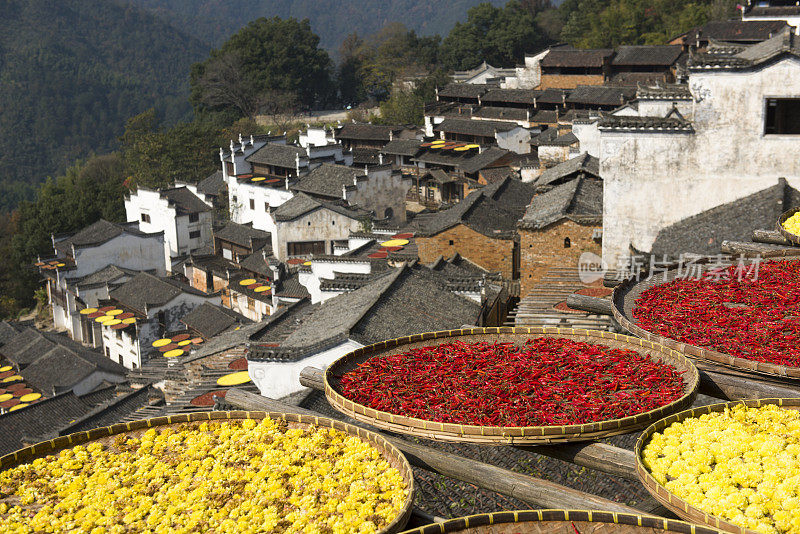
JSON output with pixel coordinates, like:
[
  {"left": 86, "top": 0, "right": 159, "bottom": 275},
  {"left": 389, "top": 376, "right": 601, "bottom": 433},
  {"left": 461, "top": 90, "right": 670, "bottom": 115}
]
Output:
[
  {"left": 517, "top": 176, "right": 603, "bottom": 296},
  {"left": 538, "top": 49, "right": 613, "bottom": 90},
  {"left": 412, "top": 177, "right": 535, "bottom": 280}
]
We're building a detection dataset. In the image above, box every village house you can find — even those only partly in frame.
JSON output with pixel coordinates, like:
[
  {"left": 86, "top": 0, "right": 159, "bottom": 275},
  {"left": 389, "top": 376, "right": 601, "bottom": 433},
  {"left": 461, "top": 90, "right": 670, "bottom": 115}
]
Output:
[
  {"left": 412, "top": 145, "right": 516, "bottom": 189},
  {"left": 433, "top": 118, "right": 531, "bottom": 154},
  {"left": 609, "top": 45, "right": 684, "bottom": 86},
  {"left": 379, "top": 139, "right": 424, "bottom": 172},
  {"left": 411, "top": 176, "right": 535, "bottom": 279},
  {"left": 539, "top": 48, "right": 615, "bottom": 89},
  {"left": 0, "top": 322, "right": 127, "bottom": 397},
  {"left": 181, "top": 302, "right": 251, "bottom": 340},
  {"left": 517, "top": 176, "right": 603, "bottom": 295},
  {"left": 291, "top": 163, "right": 411, "bottom": 223},
  {"left": 670, "top": 19, "right": 791, "bottom": 50},
  {"left": 452, "top": 61, "right": 516, "bottom": 84},
  {"left": 246, "top": 264, "right": 484, "bottom": 398},
  {"left": 599, "top": 28, "right": 800, "bottom": 266},
  {"left": 334, "top": 123, "right": 419, "bottom": 167},
  {"left": 270, "top": 193, "right": 370, "bottom": 260},
  {"left": 39, "top": 219, "right": 166, "bottom": 345},
  {"left": 742, "top": 0, "right": 800, "bottom": 31},
  {"left": 191, "top": 171, "right": 227, "bottom": 210},
  {"left": 99, "top": 272, "right": 221, "bottom": 369},
  {"left": 218, "top": 133, "right": 286, "bottom": 178},
  {"left": 534, "top": 128, "right": 581, "bottom": 165},
  {"left": 124, "top": 186, "right": 214, "bottom": 271},
  {"left": 528, "top": 152, "right": 600, "bottom": 188}
]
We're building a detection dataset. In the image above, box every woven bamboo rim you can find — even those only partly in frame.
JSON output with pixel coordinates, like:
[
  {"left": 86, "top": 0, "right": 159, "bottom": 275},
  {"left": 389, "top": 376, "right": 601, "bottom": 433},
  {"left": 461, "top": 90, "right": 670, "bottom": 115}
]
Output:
[
  {"left": 611, "top": 256, "right": 800, "bottom": 378},
  {"left": 0, "top": 411, "right": 415, "bottom": 534},
  {"left": 400, "top": 509, "right": 727, "bottom": 534},
  {"left": 325, "top": 327, "right": 699, "bottom": 445},
  {"left": 777, "top": 207, "right": 800, "bottom": 247},
  {"left": 635, "top": 398, "right": 800, "bottom": 534}
]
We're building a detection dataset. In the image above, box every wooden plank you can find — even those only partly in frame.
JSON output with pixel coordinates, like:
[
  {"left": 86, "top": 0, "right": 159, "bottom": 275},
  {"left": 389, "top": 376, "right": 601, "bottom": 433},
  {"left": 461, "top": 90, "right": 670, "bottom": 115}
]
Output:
[
  {"left": 224, "top": 389, "right": 649, "bottom": 514},
  {"left": 752, "top": 229, "right": 792, "bottom": 246},
  {"left": 565, "top": 294, "right": 614, "bottom": 315}
]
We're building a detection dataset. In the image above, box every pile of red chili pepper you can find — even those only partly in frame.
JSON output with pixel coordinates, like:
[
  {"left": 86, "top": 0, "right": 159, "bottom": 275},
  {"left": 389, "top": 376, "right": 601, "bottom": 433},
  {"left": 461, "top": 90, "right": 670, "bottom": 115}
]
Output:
[
  {"left": 339, "top": 338, "right": 685, "bottom": 427},
  {"left": 634, "top": 260, "right": 800, "bottom": 367}
]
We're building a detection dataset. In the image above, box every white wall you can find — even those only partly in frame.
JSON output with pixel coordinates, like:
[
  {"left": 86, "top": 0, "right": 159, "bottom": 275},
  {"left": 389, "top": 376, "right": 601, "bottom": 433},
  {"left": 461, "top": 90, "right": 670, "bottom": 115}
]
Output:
[
  {"left": 274, "top": 209, "right": 364, "bottom": 260},
  {"left": 72, "top": 233, "right": 166, "bottom": 278},
  {"left": 501, "top": 49, "right": 547, "bottom": 89},
  {"left": 496, "top": 127, "right": 532, "bottom": 154},
  {"left": 228, "top": 179, "right": 294, "bottom": 233},
  {"left": 299, "top": 259, "right": 372, "bottom": 303},
  {"left": 572, "top": 121, "right": 601, "bottom": 157},
  {"left": 248, "top": 339, "right": 364, "bottom": 399},
  {"left": 601, "top": 56, "right": 800, "bottom": 265},
  {"left": 742, "top": 13, "right": 800, "bottom": 33}
]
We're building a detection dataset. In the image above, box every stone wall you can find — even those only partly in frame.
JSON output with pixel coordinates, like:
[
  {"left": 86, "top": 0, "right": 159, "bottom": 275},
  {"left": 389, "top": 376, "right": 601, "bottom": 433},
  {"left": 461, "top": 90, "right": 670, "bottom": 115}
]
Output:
[
  {"left": 518, "top": 220, "right": 601, "bottom": 296},
  {"left": 416, "top": 224, "right": 515, "bottom": 278}
]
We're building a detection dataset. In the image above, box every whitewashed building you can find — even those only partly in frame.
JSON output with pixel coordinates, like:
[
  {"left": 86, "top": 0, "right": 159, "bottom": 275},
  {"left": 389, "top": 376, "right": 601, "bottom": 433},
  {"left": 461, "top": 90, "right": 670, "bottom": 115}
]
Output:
[
  {"left": 100, "top": 272, "right": 221, "bottom": 369},
  {"left": 40, "top": 220, "right": 166, "bottom": 344},
  {"left": 600, "top": 29, "right": 800, "bottom": 265},
  {"left": 125, "top": 186, "right": 214, "bottom": 271},
  {"left": 742, "top": 1, "right": 800, "bottom": 33}
]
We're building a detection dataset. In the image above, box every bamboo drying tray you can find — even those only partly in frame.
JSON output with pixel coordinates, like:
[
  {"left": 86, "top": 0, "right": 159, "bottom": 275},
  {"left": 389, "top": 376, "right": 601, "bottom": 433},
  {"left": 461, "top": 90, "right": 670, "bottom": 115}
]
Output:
[
  {"left": 400, "top": 509, "right": 726, "bottom": 534},
  {"left": 778, "top": 207, "right": 800, "bottom": 246},
  {"left": 0, "top": 411, "right": 415, "bottom": 534},
  {"left": 635, "top": 398, "right": 800, "bottom": 534},
  {"left": 611, "top": 256, "right": 800, "bottom": 379},
  {"left": 324, "top": 327, "right": 699, "bottom": 445}
]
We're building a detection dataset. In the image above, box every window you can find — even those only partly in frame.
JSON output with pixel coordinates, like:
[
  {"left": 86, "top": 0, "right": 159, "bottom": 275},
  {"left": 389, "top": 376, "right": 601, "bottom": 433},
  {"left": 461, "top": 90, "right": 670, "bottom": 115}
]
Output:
[
  {"left": 265, "top": 201, "right": 270, "bottom": 211},
  {"left": 331, "top": 220, "right": 335, "bottom": 225},
  {"left": 564, "top": 237, "right": 571, "bottom": 248},
  {"left": 189, "top": 230, "right": 201, "bottom": 239},
  {"left": 765, "top": 98, "right": 800, "bottom": 134},
  {"left": 384, "top": 207, "right": 393, "bottom": 220},
  {"left": 449, "top": 240, "right": 454, "bottom": 245},
  {"left": 189, "top": 213, "right": 199, "bottom": 223},
  {"left": 141, "top": 213, "right": 151, "bottom": 223},
  {"left": 287, "top": 241, "right": 326, "bottom": 255},
  {"left": 249, "top": 199, "right": 255, "bottom": 210}
]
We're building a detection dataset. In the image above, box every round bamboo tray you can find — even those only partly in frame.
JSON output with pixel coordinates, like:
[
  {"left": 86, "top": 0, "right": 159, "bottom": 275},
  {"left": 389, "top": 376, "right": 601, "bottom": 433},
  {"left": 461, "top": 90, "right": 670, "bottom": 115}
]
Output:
[
  {"left": 325, "top": 327, "right": 699, "bottom": 445},
  {"left": 611, "top": 256, "right": 800, "bottom": 379},
  {"left": 778, "top": 207, "right": 800, "bottom": 246},
  {"left": 635, "top": 398, "right": 800, "bottom": 534},
  {"left": 400, "top": 509, "right": 725, "bottom": 534},
  {"left": 0, "top": 411, "right": 415, "bottom": 534}
]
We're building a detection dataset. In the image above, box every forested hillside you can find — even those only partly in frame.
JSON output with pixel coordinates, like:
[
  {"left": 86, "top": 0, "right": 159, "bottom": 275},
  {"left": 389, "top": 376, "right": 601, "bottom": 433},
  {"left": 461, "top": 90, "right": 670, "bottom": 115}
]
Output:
[
  {"left": 0, "top": 0, "right": 208, "bottom": 210},
  {"left": 127, "top": 0, "right": 509, "bottom": 52}
]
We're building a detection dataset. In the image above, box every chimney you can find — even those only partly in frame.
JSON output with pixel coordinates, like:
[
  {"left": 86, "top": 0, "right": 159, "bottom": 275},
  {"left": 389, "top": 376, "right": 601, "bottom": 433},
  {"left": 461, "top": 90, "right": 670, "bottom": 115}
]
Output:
[
  {"left": 389, "top": 130, "right": 394, "bottom": 141},
  {"left": 342, "top": 184, "right": 348, "bottom": 200}
]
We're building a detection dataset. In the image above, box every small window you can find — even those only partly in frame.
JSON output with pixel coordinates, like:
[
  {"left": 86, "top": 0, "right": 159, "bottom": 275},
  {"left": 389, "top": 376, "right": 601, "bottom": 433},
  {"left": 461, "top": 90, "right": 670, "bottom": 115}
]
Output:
[
  {"left": 331, "top": 220, "right": 335, "bottom": 225},
  {"left": 189, "top": 230, "right": 201, "bottom": 239},
  {"left": 189, "top": 213, "right": 199, "bottom": 223},
  {"left": 264, "top": 202, "right": 270, "bottom": 211},
  {"left": 384, "top": 208, "right": 393, "bottom": 220},
  {"left": 564, "top": 237, "right": 571, "bottom": 248},
  {"left": 141, "top": 213, "right": 151, "bottom": 223},
  {"left": 249, "top": 199, "right": 255, "bottom": 210},
  {"left": 449, "top": 240, "right": 454, "bottom": 245},
  {"left": 232, "top": 195, "right": 238, "bottom": 203},
  {"left": 765, "top": 98, "right": 800, "bottom": 134}
]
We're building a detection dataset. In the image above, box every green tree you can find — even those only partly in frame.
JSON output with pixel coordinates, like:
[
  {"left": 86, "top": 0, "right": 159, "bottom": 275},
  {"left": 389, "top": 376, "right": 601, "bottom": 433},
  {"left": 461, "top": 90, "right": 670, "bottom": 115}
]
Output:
[
  {"left": 190, "top": 17, "right": 333, "bottom": 117},
  {"left": 376, "top": 70, "right": 450, "bottom": 125},
  {"left": 439, "top": 1, "right": 550, "bottom": 70}
]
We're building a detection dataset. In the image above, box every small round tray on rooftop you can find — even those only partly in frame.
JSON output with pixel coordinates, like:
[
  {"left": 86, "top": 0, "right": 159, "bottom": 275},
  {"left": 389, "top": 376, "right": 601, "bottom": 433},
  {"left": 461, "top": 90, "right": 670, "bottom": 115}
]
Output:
[
  {"left": 0, "top": 411, "right": 415, "bottom": 534},
  {"left": 778, "top": 207, "right": 800, "bottom": 246},
  {"left": 325, "top": 327, "right": 699, "bottom": 445},
  {"left": 400, "top": 509, "right": 726, "bottom": 534},
  {"left": 611, "top": 256, "right": 800, "bottom": 378},
  {"left": 634, "top": 398, "right": 800, "bottom": 534}
]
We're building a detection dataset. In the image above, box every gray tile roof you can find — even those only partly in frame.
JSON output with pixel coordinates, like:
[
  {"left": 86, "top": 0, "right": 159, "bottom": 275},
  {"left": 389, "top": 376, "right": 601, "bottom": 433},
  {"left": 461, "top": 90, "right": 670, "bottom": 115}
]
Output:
[
  {"left": 434, "top": 118, "right": 517, "bottom": 137},
  {"left": 536, "top": 88, "right": 568, "bottom": 104},
  {"left": 637, "top": 84, "right": 692, "bottom": 100},
  {"left": 272, "top": 192, "right": 367, "bottom": 222},
  {"left": 534, "top": 153, "right": 600, "bottom": 188},
  {"left": 414, "top": 146, "right": 512, "bottom": 175},
  {"left": 541, "top": 49, "right": 614, "bottom": 68},
  {"left": 160, "top": 187, "right": 212, "bottom": 215},
  {"left": 54, "top": 220, "right": 155, "bottom": 256},
  {"left": 55, "top": 385, "right": 154, "bottom": 436},
  {"left": 598, "top": 115, "right": 693, "bottom": 132},
  {"left": 649, "top": 178, "right": 800, "bottom": 258},
  {"left": 380, "top": 139, "right": 423, "bottom": 156},
  {"left": 351, "top": 148, "right": 382, "bottom": 165},
  {"left": 214, "top": 221, "right": 271, "bottom": 249},
  {"left": 181, "top": 302, "right": 251, "bottom": 339},
  {"left": 612, "top": 45, "right": 683, "bottom": 66},
  {"left": 109, "top": 272, "right": 207, "bottom": 314},
  {"left": 683, "top": 20, "right": 789, "bottom": 44},
  {"left": 72, "top": 265, "right": 137, "bottom": 289},
  {"left": 565, "top": 86, "right": 637, "bottom": 107},
  {"left": 690, "top": 27, "right": 800, "bottom": 69},
  {"left": 481, "top": 88, "right": 538, "bottom": 105},
  {"left": 245, "top": 143, "right": 306, "bottom": 168},
  {"left": 437, "top": 83, "right": 490, "bottom": 99},
  {"left": 273, "top": 272, "right": 311, "bottom": 299},
  {"left": 473, "top": 107, "right": 530, "bottom": 121},
  {"left": 536, "top": 131, "right": 579, "bottom": 147},
  {"left": 0, "top": 321, "right": 21, "bottom": 346},
  {"left": 518, "top": 176, "right": 603, "bottom": 230},
  {"left": 197, "top": 170, "right": 226, "bottom": 197},
  {"left": 412, "top": 177, "right": 535, "bottom": 238},
  {"left": 238, "top": 245, "right": 278, "bottom": 277},
  {"left": 336, "top": 123, "right": 401, "bottom": 141},
  {"left": 479, "top": 166, "right": 517, "bottom": 184},
  {"left": 291, "top": 163, "right": 364, "bottom": 199}
]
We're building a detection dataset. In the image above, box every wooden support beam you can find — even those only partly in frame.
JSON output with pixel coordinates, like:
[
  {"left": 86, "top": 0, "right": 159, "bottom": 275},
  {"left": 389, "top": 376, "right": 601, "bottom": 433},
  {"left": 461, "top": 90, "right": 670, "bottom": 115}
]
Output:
[
  {"left": 565, "top": 294, "right": 614, "bottom": 315},
  {"left": 224, "top": 389, "right": 648, "bottom": 515},
  {"left": 721, "top": 240, "right": 800, "bottom": 257},
  {"left": 752, "top": 229, "right": 792, "bottom": 246}
]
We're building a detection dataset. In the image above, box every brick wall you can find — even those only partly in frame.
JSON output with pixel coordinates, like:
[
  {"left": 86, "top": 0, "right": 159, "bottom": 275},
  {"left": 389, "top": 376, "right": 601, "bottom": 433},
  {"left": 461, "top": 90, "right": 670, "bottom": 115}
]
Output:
[
  {"left": 518, "top": 220, "right": 601, "bottom": 296},
  {"left": 538, "top": 74, "right": 605, "bottom": 90},
  {"left": 416, "top": 224, "right": 515, "bottom": 278}
]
